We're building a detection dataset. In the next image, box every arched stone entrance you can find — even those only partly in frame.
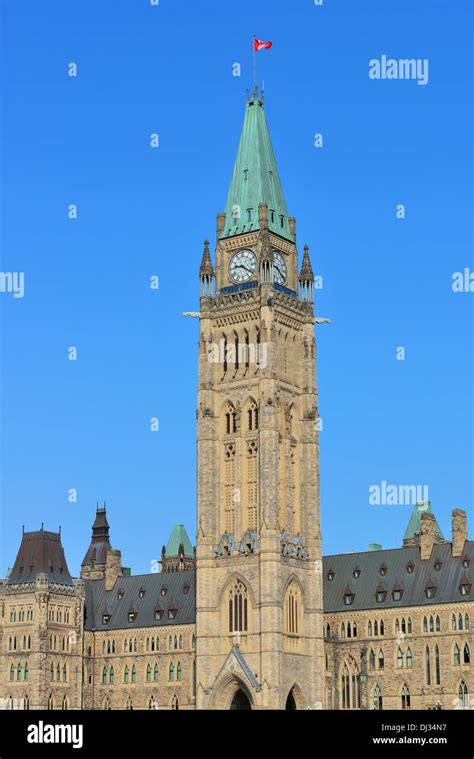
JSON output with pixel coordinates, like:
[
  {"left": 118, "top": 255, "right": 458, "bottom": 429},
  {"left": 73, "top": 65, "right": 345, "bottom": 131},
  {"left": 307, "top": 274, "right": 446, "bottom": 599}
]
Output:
[
  {"left": 230, "top": 689, "right": 252, "bottom": 710},
  {"left": 209, "top": 673, "right": 254, "bottom": 710},
  {"left": 285, "top": 684, "right": 305, "bottom": 710}
]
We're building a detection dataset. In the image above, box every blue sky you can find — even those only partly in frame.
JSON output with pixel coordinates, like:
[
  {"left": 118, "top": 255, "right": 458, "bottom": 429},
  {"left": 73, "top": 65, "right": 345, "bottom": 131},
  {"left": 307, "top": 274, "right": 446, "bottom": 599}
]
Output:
[{"left": 1, "top": 0, "right": 472, "bottom": 575}]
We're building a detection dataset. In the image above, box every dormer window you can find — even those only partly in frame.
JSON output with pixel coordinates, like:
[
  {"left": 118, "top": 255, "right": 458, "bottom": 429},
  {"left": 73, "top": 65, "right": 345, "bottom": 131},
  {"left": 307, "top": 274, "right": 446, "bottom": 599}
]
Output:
[
  {"left": 270, "top": 209, "right": 275, "bottom": 223},
  {"left": 460, "top": 578, "right": 472, "bottom": 596},
  {"left": 425, "top": 582, "right": 437, "bottom": 599},
  {"left": 376, "top": 584, "right": 387, "bottom": 603},
  {"left": 243, "top": 169, "right": 248, "bottom": 180},
  {"left": 139, "top": 588, "right": 146, "bottom": 599},
  {"left": 117, "top": 590, "right": 124, "bottom": 601},
  {"left": 168, "top": 608, "right": 177, "bottom": 620},
  {"left": 183, "top": 583, "right": 190, "bottom": 595},
  {"left": 434, "top": 561, "right": 442, "bottom": 571},
  {"left": 344, "top": 593, "right": 354, "bottom": 606},
  {"left": 246, "top": 208, "right": 252, "bottom": 222},
  {"left": 161, "top": 586, "right": 168, "bottom": 597},
  {"left": 128, "top": 611, "right": 137, "bottom": 623},
  {"left": 327, "top": 570, "right": 335, "bottom": 581},
  {"left": 379, "top": 565, "right": 387, "bottom": 577},
  {"left": 462, "top": 558, "right": 471, "bottom": 569},
  {"left": 406, "top": 561, "right": 415, "bottom": 574},
  {"left": 154, "top": 609, "right": 163, "bottom": 621},
  {"left": 353, "top": 569, "right": 361, "bottom": 579},
  {"left": 102, "top": 614, "right": 110, "bottom": 625},
  {"left": 392, "top": 587, "right": 403, "bottom": 602},
  {"left": 280, "top": 215, "right": 284, "bottom": 228}
]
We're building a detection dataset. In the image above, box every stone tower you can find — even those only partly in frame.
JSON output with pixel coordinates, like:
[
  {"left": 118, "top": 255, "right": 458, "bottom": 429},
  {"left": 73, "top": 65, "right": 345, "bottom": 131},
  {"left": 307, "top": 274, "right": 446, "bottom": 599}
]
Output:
[
  {"left": 0, "top": 528, "right": 85, "bottom": 710},
  {"left": 195, "top": 89, "right": 324, "bottom": 709}
]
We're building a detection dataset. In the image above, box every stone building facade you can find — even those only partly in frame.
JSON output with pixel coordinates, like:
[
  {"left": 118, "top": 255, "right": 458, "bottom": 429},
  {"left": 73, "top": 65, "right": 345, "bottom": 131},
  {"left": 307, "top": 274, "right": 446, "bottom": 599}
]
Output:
[{"left": 0, "top": 89, "right": 472, "bottom": 710}]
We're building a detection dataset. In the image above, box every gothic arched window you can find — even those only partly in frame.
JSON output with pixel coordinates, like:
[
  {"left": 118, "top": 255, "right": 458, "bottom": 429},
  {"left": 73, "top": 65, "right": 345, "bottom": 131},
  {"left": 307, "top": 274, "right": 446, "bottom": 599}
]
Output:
[
  {"left": 285, "top": 581, "right": 302, "bottom": 636},
  {"left": 435, "top": 645, "right": 441, "bottom": 685},
  {"left": 373, "top": 685, "right": 383, "bottom": 710},
  {"left": 454, "top": 644, "right": 461, "bottom": 665},
  {"left": 228, "top": 579, "right": 249, "bottom": 633},
  {"left": 459, "top": 681, "right": 469, "bottom": 709},
  {"left": 369, "top": 650, "right": 375, "bottom": 670},
  {"left": 401, "top": 684, "right": 411, "bottom": 710}
]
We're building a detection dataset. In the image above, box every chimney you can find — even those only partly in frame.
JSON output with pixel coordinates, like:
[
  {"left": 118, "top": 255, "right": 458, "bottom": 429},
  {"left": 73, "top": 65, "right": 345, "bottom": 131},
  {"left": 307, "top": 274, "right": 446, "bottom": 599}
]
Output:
[
  {"left": 420, "top": 512, "right": 437, "bottom": 560},
  {"left": 105, "top": 549, "right": 122, "bottom": 591},
  {"left": 452, "top": 509, "right": 468, "bottom": 558}
]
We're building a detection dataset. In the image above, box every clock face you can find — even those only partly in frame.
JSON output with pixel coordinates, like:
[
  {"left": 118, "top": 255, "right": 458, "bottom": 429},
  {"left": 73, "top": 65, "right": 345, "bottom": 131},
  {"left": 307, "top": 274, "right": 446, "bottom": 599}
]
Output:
[
  {"left": 229, "top": 249, "right": 257, "bottom": 283},
  {"left": 272, "top": 250, "right": 287, "bottom": 284}
]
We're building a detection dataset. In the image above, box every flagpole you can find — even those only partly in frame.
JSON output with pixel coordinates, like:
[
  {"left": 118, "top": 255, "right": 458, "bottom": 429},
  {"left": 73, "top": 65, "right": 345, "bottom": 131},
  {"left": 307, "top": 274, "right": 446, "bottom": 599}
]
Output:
[{"left": 253, "top": 36, "right": 257, "bottom": 97}]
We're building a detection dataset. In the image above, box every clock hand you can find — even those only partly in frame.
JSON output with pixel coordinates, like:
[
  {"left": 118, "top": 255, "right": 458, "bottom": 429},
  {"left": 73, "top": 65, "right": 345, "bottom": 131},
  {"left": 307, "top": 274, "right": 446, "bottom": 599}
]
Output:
[
  {"left": 237, "top": 264, "right": 254, "bottom": 274},
  {"left": 274, "top": 265, "right": 283, "bottom": 279}
]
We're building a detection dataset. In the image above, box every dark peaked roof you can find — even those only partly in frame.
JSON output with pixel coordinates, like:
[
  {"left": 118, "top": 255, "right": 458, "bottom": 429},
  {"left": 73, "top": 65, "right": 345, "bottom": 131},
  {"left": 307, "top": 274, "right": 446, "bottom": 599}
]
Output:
[
  {"left": 84, "top": 570, "right": 195, "bottom": 631},
  {"left": 81, "top": 505, "right": 112, "bottom": 566},
  {"left": 8, "top": 529, "right": 73, "bottom": 585},
  {"left": 323, "top": 541, "right": 473, "bottom": 613}
]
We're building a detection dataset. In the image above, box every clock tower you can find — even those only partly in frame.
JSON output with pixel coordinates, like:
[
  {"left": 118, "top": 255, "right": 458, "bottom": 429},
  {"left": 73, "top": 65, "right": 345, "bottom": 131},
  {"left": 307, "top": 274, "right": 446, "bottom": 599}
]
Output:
[{"left": 195, "top": 88, "right": 324, "bottom": 710}]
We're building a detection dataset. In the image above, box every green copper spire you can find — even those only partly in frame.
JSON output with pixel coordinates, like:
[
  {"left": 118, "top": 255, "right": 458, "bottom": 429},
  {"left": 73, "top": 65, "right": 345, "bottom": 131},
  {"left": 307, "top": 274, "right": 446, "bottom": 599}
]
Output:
[
  {"left": 166, "top": 524, "right": 194, "bottom": 558},
  {"left": 403, "top": 501, "right": 445, "bottom": 543},
  {"left": 220, "top": 92, "right": 292, "bottom": 242}
]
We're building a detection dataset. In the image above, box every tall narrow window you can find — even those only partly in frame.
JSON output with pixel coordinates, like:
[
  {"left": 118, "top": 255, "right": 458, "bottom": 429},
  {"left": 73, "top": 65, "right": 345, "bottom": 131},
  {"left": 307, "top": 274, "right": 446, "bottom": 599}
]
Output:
[
  {"left": 373, "top": 685, "right": 383, "bottom": 710},
  {"left": 459, "top": 681, "right": 469, "bottom": 709},
  {"left": 224, "top": 442, "right": 236, "bottom": 533},
  {"left": 124, "top": 666, "right": 129, "bottom": 684},
  {"left": 464, "top": 644, "right": 470, "bottom": 664},
  {"left": 169, "top": 663, "right": 174, "bottom": 681},
  {"left": 397, "top": 649, "right": 403, "bottom": 669},
  {"left": 146, "top": 664, "right": 151, "bottom": 683},
  {"left": 454, "top": 644, "right": 461, "bottom": 665},
  {"left": 131, "top": 665, "right": 136, "bottom": 684},
  {"left": 426, "top": 647, "right": 431, "bottom": 685},
  {"left": 154, "top": 664, "right": 159, "bottom": 682},
  {"left": 401, "top": 684, "right": 411, "bottom": 710},
  {"left": 406, "top": 648, "right": 413, "bottom": 668},
  {"left": 177, "top": 662, "right": 182, "bottom": 681},
  {"left": 285, "top": 582, "right": 301, "bottom": 635},
  {"left": 246, "top": 440, "right": 258, "bottom": 531},
  {"left": 369, "top": 650, "right": 375, "bottom": 670},
  {"left": 378, "top": 650, "right": 384, "bottom": 669},
  {"left": 435, "top": 645, "right": 441, "bottom": 685},
  {"left": 228, "top": 579, "right": 249, "bottom": 633}
]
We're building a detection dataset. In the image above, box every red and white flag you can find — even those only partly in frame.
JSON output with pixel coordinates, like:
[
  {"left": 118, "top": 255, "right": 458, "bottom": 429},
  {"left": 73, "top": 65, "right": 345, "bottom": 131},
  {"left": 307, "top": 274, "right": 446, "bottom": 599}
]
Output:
[{"left": 253, "top": 36, "right": 272, "bottom": 52}]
